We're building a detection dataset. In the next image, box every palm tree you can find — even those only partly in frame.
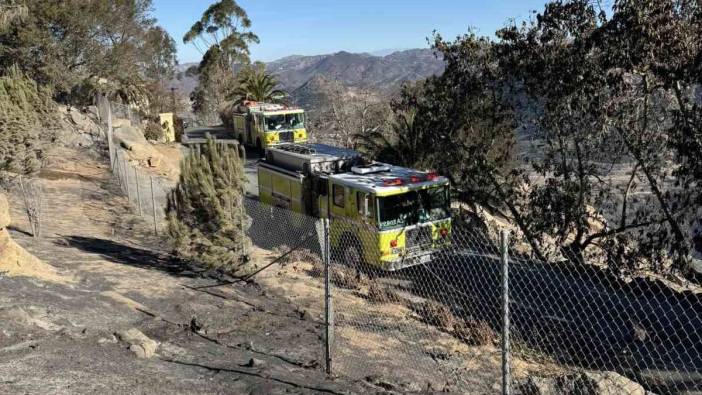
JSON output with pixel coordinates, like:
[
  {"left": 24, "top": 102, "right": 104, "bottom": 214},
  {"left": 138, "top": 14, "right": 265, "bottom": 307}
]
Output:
[
  {"left": 354, "top": 107, "right": 424, "bottom": 167},
  {"left": 229, "top": 65, "right": 287, "bottom": 103}
]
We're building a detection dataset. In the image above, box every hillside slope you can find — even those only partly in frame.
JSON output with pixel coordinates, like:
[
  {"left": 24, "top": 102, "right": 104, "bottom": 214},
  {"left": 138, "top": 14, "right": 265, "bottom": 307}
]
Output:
[{"left": 0, "top": 142, "right": 372, "bottom": 393}]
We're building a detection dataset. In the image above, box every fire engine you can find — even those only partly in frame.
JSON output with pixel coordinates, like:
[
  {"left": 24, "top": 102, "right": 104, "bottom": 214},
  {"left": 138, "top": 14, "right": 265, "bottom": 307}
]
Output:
[
  {"left": 221, "top": 101, "right": 308, "bottom": 150},
  {"left": 257, "top": 143, "right": 451, "bottom": 270}
]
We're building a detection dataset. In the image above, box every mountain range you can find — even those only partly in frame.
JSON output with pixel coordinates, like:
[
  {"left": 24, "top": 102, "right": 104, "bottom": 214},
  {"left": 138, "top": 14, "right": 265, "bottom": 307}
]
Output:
[
  {"left": 267, "top": 48, "right": 444, "bottom": 92},
  {"left": 171, "top": 48, "right": 445, "bottom": 100}
]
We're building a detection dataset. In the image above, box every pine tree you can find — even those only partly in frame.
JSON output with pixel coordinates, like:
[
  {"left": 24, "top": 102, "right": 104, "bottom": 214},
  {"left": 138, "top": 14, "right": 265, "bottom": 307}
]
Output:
[
  {"left": 0, "top": 66, "right": 56, "bottom": 175},
  {"left": 166, "top": 135, "right": 251, "bottom": 272}
]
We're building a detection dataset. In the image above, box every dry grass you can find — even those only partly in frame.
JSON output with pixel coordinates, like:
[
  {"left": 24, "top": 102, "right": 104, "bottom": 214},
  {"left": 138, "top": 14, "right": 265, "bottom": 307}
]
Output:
[
  {"left": 415, "top": 301, "right": 496, "bottom": 346},
  {"left": 453, "top": 318, "right": 497, "bottom": 346},
  {"left": 416, "top": 301, "right": 456, "bottom": 330},
  {"left": 331, "top": 265, "right": 365, "bottom": 289},
  {"left": 281, "top": 247, "right": 322, "bottom": 266},
  {"left": 19, "top": 176, "right": 43, "bottom": 238},
  {"left": 305, "top": 259, "right": 365, "bottom": 289},
  {"left": 366, "top": 281, "right": 401, "bottom": 304}
]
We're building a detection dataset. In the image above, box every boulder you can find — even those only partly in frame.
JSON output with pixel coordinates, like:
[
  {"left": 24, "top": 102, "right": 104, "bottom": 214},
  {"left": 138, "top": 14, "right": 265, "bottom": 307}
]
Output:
[
  {"left": 69, "top": 108, "right": 91, "bottom": 129},
  {"left": 113, "top": 124, "right": 164, "bottom": 165},
  {"left": 147, "top": 156, "right": 161, "bottom": 168},
  {"left": 116, "top": 328, "right": 158, "bottom": 359}
]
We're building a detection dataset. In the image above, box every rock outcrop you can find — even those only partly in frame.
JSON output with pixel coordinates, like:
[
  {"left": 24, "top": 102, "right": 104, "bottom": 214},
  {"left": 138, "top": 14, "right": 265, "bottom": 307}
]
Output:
[
  {"left": 113, "top": 121, "right": 165, "bottom": 167},
  {"left": 55, "top": 105, "right": 102, "bottom": 148},
  {"left": 518, "top": 371, "right": 650, "bottom": 395}
]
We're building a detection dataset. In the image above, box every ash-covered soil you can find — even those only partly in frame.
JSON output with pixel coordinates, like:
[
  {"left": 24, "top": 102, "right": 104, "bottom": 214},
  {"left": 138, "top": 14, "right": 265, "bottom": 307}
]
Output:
[{"left": 0, "top": 146, "right": 392, "bottom": 394}]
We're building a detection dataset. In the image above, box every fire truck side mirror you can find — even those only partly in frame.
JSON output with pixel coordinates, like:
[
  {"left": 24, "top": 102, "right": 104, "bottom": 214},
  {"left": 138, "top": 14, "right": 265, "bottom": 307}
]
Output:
[{"left": 363, "top": 195, "right": 370, "bottom": 217}]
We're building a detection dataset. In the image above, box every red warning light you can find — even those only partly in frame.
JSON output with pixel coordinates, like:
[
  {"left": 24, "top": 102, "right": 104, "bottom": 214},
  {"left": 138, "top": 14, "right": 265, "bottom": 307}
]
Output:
[{"left": 383, "top": 178, "right": 404, "bottom": 186}]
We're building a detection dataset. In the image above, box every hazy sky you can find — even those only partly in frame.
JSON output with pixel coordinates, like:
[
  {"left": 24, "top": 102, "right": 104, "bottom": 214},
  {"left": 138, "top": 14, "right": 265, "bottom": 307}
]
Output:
[{"left": 152, "top": 0, "right": 551, "bottom": 64}]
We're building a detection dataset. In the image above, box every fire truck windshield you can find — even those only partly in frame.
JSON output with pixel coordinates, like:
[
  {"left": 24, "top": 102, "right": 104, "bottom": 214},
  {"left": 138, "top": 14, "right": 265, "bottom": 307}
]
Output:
[
  {"left": 264, "top": 113, "right": 304, "bottom": 131},
  {"left": 377, "top": 186, "right": 450, "bottom": 230}
]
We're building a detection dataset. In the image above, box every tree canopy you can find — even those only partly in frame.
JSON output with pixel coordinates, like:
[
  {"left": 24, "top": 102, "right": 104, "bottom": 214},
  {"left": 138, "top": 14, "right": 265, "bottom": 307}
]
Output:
[
  {"left": 184, "top": 0, "right": 259, "bottom": 121},
  {"left": 370, "top": 0, "right": 702, "bottom": 278},
  {"left": 0, "top": 0, "right": 177, "bottom": 108}
]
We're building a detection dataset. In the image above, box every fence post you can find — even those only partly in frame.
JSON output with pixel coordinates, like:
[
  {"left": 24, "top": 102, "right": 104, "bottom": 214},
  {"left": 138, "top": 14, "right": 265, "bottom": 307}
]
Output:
[
  {"left": 323, "top": 217, "right": 333, "bottom": 375},
  {"left": 150, "top": 175, "right": 158, "bottom": 235},
  {"left": 107, "top": 97, "right": 115, "bottom": 171},
  {"left": 18, "top": 175, "right": 36, "bottom": 237},
  {"left": 501, "top": 230, "right": 511, "bottom": 395},
  {"left": 124, "top": 158, "right": 131, "bottom": 205},
  {"left": 134, "top": 167, "right": 142, "bottom": 216},
  {"left": 116, "top": 151, "right": 124, "bottom": 191}
]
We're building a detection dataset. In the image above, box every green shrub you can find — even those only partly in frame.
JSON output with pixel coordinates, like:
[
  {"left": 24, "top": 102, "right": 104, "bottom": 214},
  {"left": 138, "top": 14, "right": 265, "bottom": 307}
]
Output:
[
  {"left": 143, "top": 119, "right": 164, "bottom": 141},
  {"left": 166, "top": 135, "right": 250, "bottom": 272},
  {"left": 0, "top": 67, "right": 56, "bottom": 174}
]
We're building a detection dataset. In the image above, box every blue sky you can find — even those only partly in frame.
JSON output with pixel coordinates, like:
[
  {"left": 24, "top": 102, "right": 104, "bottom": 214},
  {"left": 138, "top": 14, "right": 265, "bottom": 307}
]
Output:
[{"left": 152, "top": 0, "right": 551, "bottom": 64}]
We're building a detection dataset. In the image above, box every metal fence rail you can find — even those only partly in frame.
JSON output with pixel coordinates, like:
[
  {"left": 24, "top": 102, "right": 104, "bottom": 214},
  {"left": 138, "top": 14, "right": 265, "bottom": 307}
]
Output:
[{"left": 94, "top": 95, "right": 701, "bottom": 395}]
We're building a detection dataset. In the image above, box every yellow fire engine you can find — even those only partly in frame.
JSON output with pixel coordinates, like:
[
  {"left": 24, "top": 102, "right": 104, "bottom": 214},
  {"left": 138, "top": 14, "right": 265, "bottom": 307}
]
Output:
[
  {"left": 221, "top": 101, "right": 308, "bottom": 150},
  {"left": 258, "top": 143, "right": 451, "bottom": 270}
]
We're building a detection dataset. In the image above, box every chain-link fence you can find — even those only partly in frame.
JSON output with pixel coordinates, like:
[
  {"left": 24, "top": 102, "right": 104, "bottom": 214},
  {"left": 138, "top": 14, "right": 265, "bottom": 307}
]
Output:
[
  {"left": 327, "top": 215, "right": 701, "bottom": 394},
  {"left": 95, "top": 95, "right": 172, "bottom": 235},
  {"left": 93, "top": 95, "right": 701, "bottom": 394},
  {"left": 240, "top": 204, "right": 701, "bottom": 394}
]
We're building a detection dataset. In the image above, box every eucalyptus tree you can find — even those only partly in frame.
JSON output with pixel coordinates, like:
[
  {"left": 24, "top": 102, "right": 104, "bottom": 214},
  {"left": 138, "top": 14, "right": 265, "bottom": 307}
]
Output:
[
  {"left": 183, "top": 0, "right": 259, "bottom": 121},
  {"left": 595, "top": 0, "right": 702, "bottom": 273},
  {"left": 494, "top": 0, "right": 701, "bottom": 274}
]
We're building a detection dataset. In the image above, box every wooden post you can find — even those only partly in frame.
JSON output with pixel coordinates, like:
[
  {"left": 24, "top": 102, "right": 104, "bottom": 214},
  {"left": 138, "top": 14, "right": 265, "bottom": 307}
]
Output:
[{"left": 117, "top": 151, "right": 125, "bottom": 192}]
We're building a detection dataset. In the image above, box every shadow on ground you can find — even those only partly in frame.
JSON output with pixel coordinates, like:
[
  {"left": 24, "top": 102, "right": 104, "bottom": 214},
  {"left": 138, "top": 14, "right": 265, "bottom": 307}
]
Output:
[{"left": 58, "top": 235, "right": 201, "bottom": 278}]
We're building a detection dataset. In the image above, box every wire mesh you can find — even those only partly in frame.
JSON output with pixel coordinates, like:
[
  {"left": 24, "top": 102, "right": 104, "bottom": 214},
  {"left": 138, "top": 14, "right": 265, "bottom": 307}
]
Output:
[
  {"left": 326, "top": 215, "right": 505, "bottom": 393},
  {"left": 325, "top": 213, "right": 702, "bottom": 394}
]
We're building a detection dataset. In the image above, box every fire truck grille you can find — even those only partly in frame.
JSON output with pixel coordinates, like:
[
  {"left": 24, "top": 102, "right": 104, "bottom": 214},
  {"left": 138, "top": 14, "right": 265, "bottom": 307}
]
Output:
[
  {"left": 279, "top": 131, "right": 294, "bottom": 142},
  {"left": 406, "top": 225, "right": 432, "bottom": 250}
]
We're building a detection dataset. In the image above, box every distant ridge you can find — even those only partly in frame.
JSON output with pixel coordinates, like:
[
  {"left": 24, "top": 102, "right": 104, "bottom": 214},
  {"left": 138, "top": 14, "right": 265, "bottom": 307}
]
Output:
[
  {"left": 169, "top": 48, "right": 445, "bottom": 98},
  {"left": 266, "top": 48, "right": 444, "bottom": 92}
]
